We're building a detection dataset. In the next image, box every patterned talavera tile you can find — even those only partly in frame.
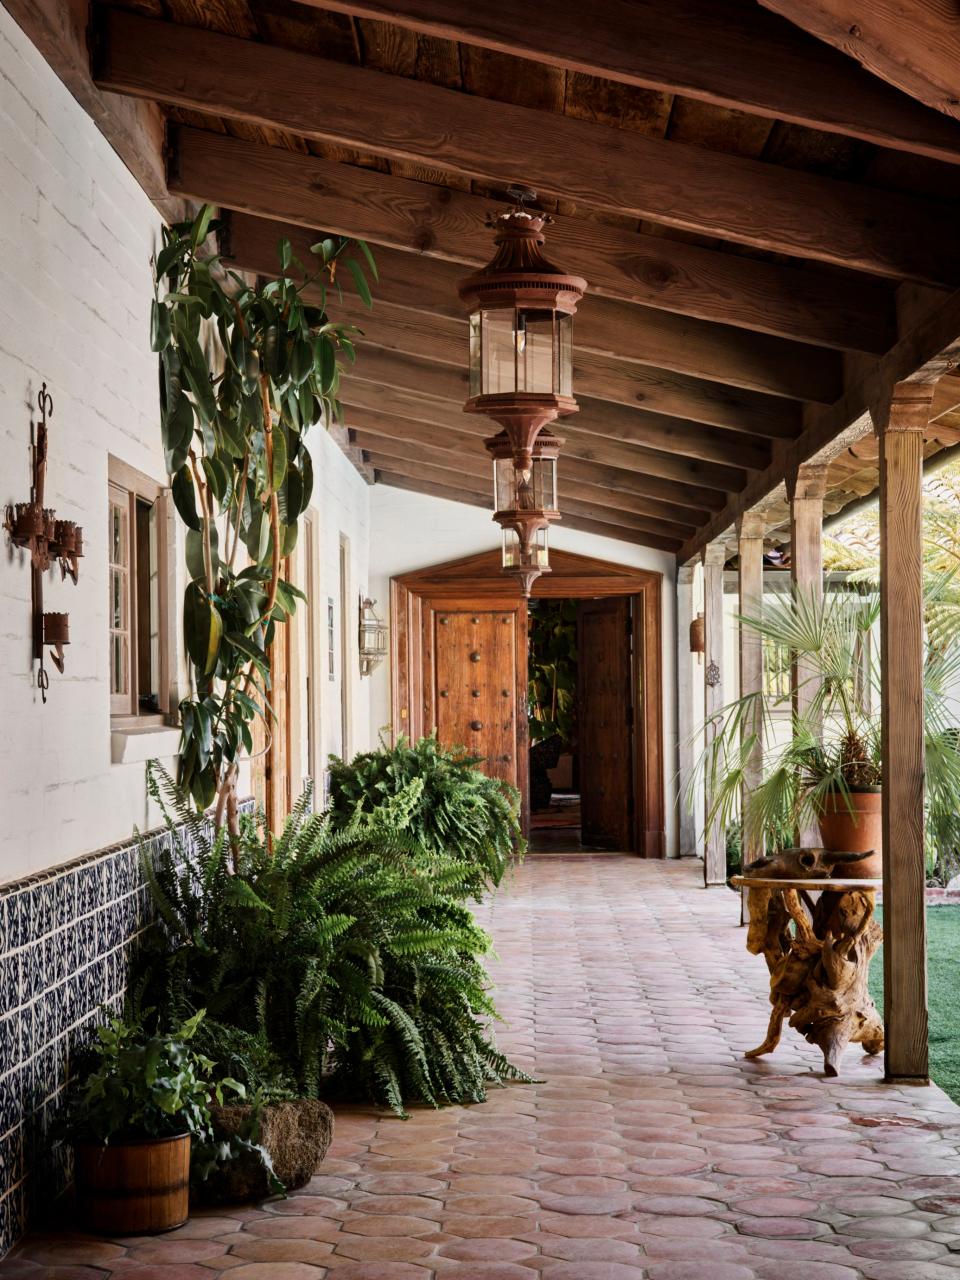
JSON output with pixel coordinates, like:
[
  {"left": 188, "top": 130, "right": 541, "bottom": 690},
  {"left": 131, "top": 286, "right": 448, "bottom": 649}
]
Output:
[{"left": 0, "top": 802, "right": 255, "bottom": 1259}]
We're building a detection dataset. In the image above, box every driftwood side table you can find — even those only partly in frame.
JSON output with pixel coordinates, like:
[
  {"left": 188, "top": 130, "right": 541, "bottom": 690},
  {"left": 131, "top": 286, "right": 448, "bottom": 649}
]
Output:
[{"left": 730, "top": 859, "right": 884, "bottom": 1077}]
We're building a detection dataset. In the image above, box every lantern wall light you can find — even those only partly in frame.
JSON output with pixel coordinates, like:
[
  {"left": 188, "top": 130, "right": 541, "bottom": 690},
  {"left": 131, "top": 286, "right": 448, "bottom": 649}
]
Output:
[
  {"left": 358, "top": 595, "right": 388, "bottom": 677},
  {"left": 459, "top": 187, "right": 587, "bottom": 594}
]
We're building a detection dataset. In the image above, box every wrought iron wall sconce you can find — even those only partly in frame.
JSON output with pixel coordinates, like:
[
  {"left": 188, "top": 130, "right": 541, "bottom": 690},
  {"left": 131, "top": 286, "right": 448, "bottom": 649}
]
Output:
[
  {"left": 3, "top": 385, "right": 82, "bottom": 701},
  {"left": 358, "top": 596, "right": 388, "bottom": 677}
]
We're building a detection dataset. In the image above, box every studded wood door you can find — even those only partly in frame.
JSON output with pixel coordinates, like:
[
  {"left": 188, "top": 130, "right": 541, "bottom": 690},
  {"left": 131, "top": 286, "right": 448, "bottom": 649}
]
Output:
[
  {"left": 428, "top": 602, "right": 526, "bottom": 795},
  {"left": 578, "top": 596, "right": 635, "bottom": 850}
]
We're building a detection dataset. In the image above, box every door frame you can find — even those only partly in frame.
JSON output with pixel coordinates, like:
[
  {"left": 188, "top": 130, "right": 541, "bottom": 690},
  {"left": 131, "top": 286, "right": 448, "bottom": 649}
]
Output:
[{"left": 391, "top": 548, "right": 665, "bottom": 856}]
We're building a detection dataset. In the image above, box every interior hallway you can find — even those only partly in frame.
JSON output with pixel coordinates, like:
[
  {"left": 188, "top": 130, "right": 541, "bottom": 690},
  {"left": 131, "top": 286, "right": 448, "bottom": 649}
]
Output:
[{"left": 5, "top": 857, "right": 960, "bottom": 1279}]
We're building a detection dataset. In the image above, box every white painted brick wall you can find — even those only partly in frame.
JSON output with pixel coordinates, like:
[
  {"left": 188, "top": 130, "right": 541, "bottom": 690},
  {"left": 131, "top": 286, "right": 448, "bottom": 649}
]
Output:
[
  {"left": 0, "top": 8, "right": 376, "bottom": 881},
  {"left": 367, "top": 484, "right": 680, "bottom": 855},
  {"left": 0, "top": 6, "right": 172, "bottom": 884}
]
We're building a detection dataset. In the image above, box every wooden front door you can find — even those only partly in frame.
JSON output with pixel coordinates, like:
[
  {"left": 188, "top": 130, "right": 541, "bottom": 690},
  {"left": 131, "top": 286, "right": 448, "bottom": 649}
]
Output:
[
  {"left": 427, "top": 600, "right": 526, "bottom": 800},
  {"left": 578, "top": 596, "right": 634, "bottom": 850}
]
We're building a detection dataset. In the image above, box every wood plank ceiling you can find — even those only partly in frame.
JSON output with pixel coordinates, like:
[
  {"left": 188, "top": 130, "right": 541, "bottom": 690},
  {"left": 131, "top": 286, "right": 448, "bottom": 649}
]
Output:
[{"left": 91, "top": 0, "right": 960, "bottom": 557}]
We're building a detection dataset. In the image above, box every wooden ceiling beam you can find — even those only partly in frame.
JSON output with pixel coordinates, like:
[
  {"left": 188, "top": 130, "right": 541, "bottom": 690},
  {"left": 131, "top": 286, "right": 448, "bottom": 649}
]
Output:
[
  {"left": 101, "top": 11, "right": 957, "bottom": 285},
  {"left": 341, "top": 345, "right": 771, "bottom": 471},
  {"left": 758, "top": 0, "right": 960, "bottom": 123},
  {"left": 345, "top": 405, "right": 714, "bottom": 526},
  {"left": 374, "top": 470, "right": 680, "bottom": 551},
  {"left": 343, "top": 401, "right": 727, "bottom": 517},
  {"left": 365, "top": 450, "right": 685, "bottom": 551},
  {"left": 678, "top": 276, "right": 960, "bottom": 562},
  {"left": 337, "top": 394, "right": 726, "bottom": 513},
  {"left": 346, "top": 419, "right": 699, "bottom": 537},
  {"left": 293, "top": 0, "right": 960, "bottom": 165},
  {"left": 321, "top": 297, "right": 800, "bottom": 439},
  {"left": 226, "top": 212, "right": 845, "bottom": 400}
]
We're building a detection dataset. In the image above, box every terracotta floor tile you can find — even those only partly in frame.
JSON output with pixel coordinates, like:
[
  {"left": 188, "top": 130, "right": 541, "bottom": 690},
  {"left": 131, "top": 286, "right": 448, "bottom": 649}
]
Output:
[
  {"left": 437, "top": 1237, "right": 539, "bottom": 1262},
  {"left": 8, "top": 859, "right": 960, "bottom": 1280},
  {"left": 226, "top": 1265, "right": 327, "bottom": 1279}
]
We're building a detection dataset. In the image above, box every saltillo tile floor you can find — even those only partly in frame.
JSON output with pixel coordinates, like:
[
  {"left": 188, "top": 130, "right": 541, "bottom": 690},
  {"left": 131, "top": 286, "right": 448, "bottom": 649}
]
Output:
[{"left": 5, "top": 856, "right": 960, "bottom": 1279}]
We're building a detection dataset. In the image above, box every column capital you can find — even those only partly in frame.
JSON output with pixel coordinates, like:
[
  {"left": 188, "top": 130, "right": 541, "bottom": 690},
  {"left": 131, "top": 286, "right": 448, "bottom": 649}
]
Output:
[
  {"left": 785, "top": 461, "right": 829, "bottom": 504},
  {"left": 701, "top": 541, "right": 727, "bottom": 568},
  {"left": 678, "top": 562, "right": 697, "bottom": 585},
  {"left": 737, "top": 510, "right": 766, "bottom": 541},
  {"left": 871, "top": 379, "right": 937, "bottom": 435}
]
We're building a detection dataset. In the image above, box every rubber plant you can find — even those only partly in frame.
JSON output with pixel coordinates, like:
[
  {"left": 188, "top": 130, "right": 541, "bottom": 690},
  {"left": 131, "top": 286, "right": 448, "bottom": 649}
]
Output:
[{"left": 152, "top": 203, "right": 376, "bottom": 835}]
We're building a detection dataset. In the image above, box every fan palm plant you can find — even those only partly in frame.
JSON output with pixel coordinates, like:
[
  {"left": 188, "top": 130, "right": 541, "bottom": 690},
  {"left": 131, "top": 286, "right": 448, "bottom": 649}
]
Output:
[{"left": 690, "top": 584, "right": 960, "bottom": 854}]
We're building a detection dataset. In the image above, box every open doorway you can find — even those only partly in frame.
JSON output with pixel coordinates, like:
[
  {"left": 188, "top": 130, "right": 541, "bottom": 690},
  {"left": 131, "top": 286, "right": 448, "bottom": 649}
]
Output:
[
  {"left": 390, "top": 548, "right": 665, "bottom": 856},
  {"left": 528, "top": 596, "right": 635, "bottom": 852}
]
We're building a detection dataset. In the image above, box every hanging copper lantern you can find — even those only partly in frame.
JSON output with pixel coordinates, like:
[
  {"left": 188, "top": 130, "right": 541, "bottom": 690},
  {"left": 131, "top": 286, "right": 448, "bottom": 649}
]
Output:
[
  {"left": 487, "top": 427, "right": 561, "bottom": 596},
  {"left": 459, "top": 187, "right": 586, "bottom": 593}
]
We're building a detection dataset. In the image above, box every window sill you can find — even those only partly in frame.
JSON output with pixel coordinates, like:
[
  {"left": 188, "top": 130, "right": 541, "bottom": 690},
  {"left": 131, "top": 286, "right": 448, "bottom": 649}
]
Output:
[{"left": 110, "top": 724, "right": 181, "bottom": 766}]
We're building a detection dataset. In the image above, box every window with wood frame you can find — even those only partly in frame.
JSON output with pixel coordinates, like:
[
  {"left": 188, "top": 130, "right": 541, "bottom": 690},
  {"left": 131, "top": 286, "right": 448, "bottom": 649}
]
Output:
[{"left": 108, "top": 458, "right": 169, "bottom": 725}]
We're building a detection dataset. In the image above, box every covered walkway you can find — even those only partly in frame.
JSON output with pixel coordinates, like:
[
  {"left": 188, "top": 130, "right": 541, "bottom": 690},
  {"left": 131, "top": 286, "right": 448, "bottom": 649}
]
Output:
[{"left": 6, "top": 857, "right": 960, "bottom": 1279}]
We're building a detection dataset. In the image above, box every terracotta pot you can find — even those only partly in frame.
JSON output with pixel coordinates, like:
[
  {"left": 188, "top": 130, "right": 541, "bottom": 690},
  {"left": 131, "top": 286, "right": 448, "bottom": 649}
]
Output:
[
  {"left": 818, "top": 789, "right": 882, "bottom": 879},
  {"left": 74, "top": 1133, "right": 190, "bottom": 1234}
]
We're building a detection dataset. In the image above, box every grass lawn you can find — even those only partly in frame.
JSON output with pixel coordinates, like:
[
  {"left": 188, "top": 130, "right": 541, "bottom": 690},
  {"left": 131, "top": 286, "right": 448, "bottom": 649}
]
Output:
[{"left": 869, "top": 905, "right": 960, "bottom": 1103}]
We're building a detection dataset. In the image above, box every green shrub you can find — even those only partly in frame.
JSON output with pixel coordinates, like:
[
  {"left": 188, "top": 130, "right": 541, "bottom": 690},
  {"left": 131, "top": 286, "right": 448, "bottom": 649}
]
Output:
[
  {"left": 133, "top": 762, "right": 529, "bottom": 1116},
  {"left": 326, "top": 733, "right": 525, "bottom": 895}
]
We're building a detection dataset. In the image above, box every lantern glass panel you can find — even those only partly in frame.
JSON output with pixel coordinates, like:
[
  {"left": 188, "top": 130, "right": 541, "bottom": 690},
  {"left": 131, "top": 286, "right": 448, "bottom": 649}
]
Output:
[
  {"left": 557, "top": 311, "right": 573, "bottom": 397},
  {"left": 493, "top": 455, "right": 516, "bottom": 512},
  {"left": 516, "top": 309, "right": 555, "bottom": 394},
  {"left": 479, "top": 308, "right": 516, "bottom": 395},
  {"left": 468, "top": 312, "right": 482, "bottom": 397},
  {"left": 531, "top": 454, "right": 557, "bottom": 511},
  {"left": 502, "top": 526, "right": 549, "bottom": 570}
]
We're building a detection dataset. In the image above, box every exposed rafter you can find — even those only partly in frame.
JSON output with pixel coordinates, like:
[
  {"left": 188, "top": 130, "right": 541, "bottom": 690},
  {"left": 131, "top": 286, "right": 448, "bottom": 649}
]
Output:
[
  {"left": 359, "top": 436, "right": 694, "bottom": 540},
  {"left": 308, "top": 299, "right": 801, "bottom": 439},
  {"left": 375, "top": 469, "right": 680, "bottom": 550},
  {"left": 341, "top": 344, "right": 771, "bottom": 471},
  {"left": 291, "top": 0, "right": 960, "bottom": 162},
  {"left": 340, "top": 395, "right": 727, "bottom": 513},
  {"left": 759, "top": 0, "right": 960, "bottom": 122},
  {"left": 344, "top": 413, "right": 701, "bottom": 534},
  {"left": 365, "top": 451, "right": 684, "bottom": 551},
  {"left": 100, "top": 11, "right": 960, "bottom": 284},
  {"left": 226, "top": 212, "right": 848, "bottom": 398}
]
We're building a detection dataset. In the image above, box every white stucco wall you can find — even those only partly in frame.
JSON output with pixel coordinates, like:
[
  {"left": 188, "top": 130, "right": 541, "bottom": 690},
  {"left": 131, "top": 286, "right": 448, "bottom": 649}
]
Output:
[
  {"left": 367, "top": 484, "right": 680, "bottom": 855},
  {"left": 0, "top": 7, "right": 375, "bottom": 881},
  {"left": 0, "top": 6, "right": 173, "bottom": 882}
]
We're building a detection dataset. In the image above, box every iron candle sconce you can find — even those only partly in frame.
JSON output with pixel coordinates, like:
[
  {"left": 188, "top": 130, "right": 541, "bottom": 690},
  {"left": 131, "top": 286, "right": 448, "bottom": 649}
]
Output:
[{"left": 3, "top": 384, "right": 82, "bottom": 701}]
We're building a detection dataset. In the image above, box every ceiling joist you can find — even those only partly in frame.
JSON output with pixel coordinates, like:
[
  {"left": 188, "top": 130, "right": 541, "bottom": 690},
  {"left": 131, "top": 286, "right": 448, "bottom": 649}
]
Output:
[
  {"left": 374, "top": 469, "right": 680, "bottom": 551},
  {"left": 342, "top": 344, "right": 771, "bottom": 472},
  {"left": 759, "top": 0, "right": 960, "bottom": 123},
  {"left": 98, "top": 10, "right": 959, "bottom": 285},
  {"left": 297, "top": 0, "right": 960, "bottom": 163},
  {"left": 339, "top": 393, "right": 727, "bottom": 514},
  {"left": 363, "top": 450, "right": 684, "bottom": 551},
  {"left": 344, "top": 412, "right": 701, "bottom": 533},
  {"left": 225, "top": 212, "right": 847, "bottom": 400}
]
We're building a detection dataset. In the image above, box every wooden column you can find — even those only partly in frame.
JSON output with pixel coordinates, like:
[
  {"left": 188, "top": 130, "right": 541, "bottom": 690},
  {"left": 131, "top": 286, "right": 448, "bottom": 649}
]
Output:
[
  {"left": 786, "top": 461, "right": 828, "bottom": 846},
  {"left": 702, "top": 541, "right": 727, "bottom": 886},
  {"left": 737, "top": 514, "right": 765, "bottom": 915},
  {"left": 677, "top": 562, "right": 700, "bottom": 859},
  {"left": 876, "top": 380, "right": 934, "bottom": 1084}
]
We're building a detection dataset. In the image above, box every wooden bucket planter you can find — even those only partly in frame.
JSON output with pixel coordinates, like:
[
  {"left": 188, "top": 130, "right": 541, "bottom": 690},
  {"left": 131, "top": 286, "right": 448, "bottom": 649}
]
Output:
[{"left": 74, "top": 1133, "right": 190, "bottom": 1234}]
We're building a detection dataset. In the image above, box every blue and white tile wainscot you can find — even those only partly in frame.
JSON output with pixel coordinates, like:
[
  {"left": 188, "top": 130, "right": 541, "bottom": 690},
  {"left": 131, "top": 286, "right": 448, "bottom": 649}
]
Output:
[{"left": 0, "top": 804, "right": 254, "bottom": 1257}]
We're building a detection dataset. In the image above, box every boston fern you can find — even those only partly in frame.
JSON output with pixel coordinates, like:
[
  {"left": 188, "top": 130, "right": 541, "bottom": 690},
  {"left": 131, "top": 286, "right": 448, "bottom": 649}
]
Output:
[
  {"left": 152, "top": 204, "right": 376, "bottom": 830},
  {"left": 326, "top": 734, "right": 525, "bottom": 895},
  {"left": 133, "top": 764, "right": 529, "bottom": 1117}
]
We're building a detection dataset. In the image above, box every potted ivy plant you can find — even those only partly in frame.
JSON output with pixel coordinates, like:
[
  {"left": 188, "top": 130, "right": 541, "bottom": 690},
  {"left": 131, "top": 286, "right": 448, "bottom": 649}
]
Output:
[
  {"left": 62, "top": 1011, "right": 243, "bottom": 1234},
  {"left": 691, "top": 586, "right": 960, "bottom": 877}
]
